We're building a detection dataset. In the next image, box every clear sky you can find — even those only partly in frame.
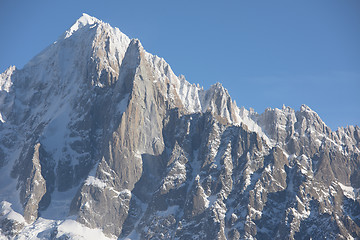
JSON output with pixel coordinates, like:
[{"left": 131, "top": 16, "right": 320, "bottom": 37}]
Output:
[{"left": 0, "top": 0, "right": 359, "bottom": 130}]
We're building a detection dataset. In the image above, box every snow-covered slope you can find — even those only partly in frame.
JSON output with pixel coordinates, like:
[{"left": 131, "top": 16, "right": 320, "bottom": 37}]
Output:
[{"left": 0, "top": 14, "right": 359, "bottom": 240}]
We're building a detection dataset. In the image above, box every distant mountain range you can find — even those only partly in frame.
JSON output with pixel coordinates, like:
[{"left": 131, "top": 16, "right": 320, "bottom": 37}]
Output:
[{"left": 0, "top": 13, "right": 359, "bottom": 239}]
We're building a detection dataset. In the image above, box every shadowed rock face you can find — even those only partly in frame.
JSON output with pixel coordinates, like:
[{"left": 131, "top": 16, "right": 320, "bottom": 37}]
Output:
[{"left": 0, "top": 14, "right": 360, "bottom": 239}]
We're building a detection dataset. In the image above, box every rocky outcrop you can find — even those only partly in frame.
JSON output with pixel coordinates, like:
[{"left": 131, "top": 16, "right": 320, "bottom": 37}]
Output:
[{"left": 21, "top": 143, "right": 46, "bottom": 223}]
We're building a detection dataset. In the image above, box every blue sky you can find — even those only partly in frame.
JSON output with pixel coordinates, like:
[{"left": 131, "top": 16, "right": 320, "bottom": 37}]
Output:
[{"left": 0, "top": 0, "right": 359, "bottom": 130}]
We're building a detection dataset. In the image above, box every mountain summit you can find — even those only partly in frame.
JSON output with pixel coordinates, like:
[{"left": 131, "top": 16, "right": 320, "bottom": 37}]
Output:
[{"left": 0, "top": 14, "right": 359, "bottom": 240}]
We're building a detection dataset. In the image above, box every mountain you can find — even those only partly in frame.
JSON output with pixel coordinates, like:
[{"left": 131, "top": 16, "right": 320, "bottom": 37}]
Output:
[{"left": 0, "top": 13, "right": 359, "bottom": 240}]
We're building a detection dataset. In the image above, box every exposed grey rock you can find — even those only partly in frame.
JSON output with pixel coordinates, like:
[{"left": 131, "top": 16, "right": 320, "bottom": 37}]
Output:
[
  {"left": 0, "top": 218, "right": 24, "bottom": 238},
  {"left": 19, "top": 143, "right": 46, "bottom": 223}
]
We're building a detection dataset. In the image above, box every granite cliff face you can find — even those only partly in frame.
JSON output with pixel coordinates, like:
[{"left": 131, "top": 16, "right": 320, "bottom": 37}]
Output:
[{"left": 0, "top": 14, "right": 359, "bottom": 240}]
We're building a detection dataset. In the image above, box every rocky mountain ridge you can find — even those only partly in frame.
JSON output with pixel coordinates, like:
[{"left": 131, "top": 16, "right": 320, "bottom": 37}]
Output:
[{"left": 0, "top": 13, "right": 359, "bottom": 239}]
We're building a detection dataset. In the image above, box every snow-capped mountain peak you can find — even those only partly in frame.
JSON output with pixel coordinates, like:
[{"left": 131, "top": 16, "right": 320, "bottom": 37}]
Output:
[
  {"left": 0, "top": 14, "right": 359, "bottom": 240},
  {"left": 64, "top": 13, "right": 101, "bottom": 39}
]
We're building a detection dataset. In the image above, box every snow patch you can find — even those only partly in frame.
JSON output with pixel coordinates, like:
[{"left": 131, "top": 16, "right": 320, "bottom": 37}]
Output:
[
  {"left": 206, "top": 195, "right": 217, "bottom": 208},
  {"left": 156, "top": 205, "right": 179, "bottom": 217},
  {"left": 338, "top": 182, "right": 360, "bottom": 200},
  {"left": 64, "top": 13, "right": 100, "bottom": 39},
  {"left": 40, "top": 187, "right": 80, "bottom": 220},
  {"left": 0, "top": 201, "right": 25, "bottom": 223},
  {"left": 0, "top": 113, "right": 5, "bottom": 123},
  {"left": 237, "top": 107, "right": 274, "bottom": 147},
  {"left": 0, "top": 65, "right": 15, "bottom": 92},
  {"left": 85, "top": 176, "right": 107, "bottom": 189},
  {"left": 56, "top": 219, "right": 114, "bottom": 240}
]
